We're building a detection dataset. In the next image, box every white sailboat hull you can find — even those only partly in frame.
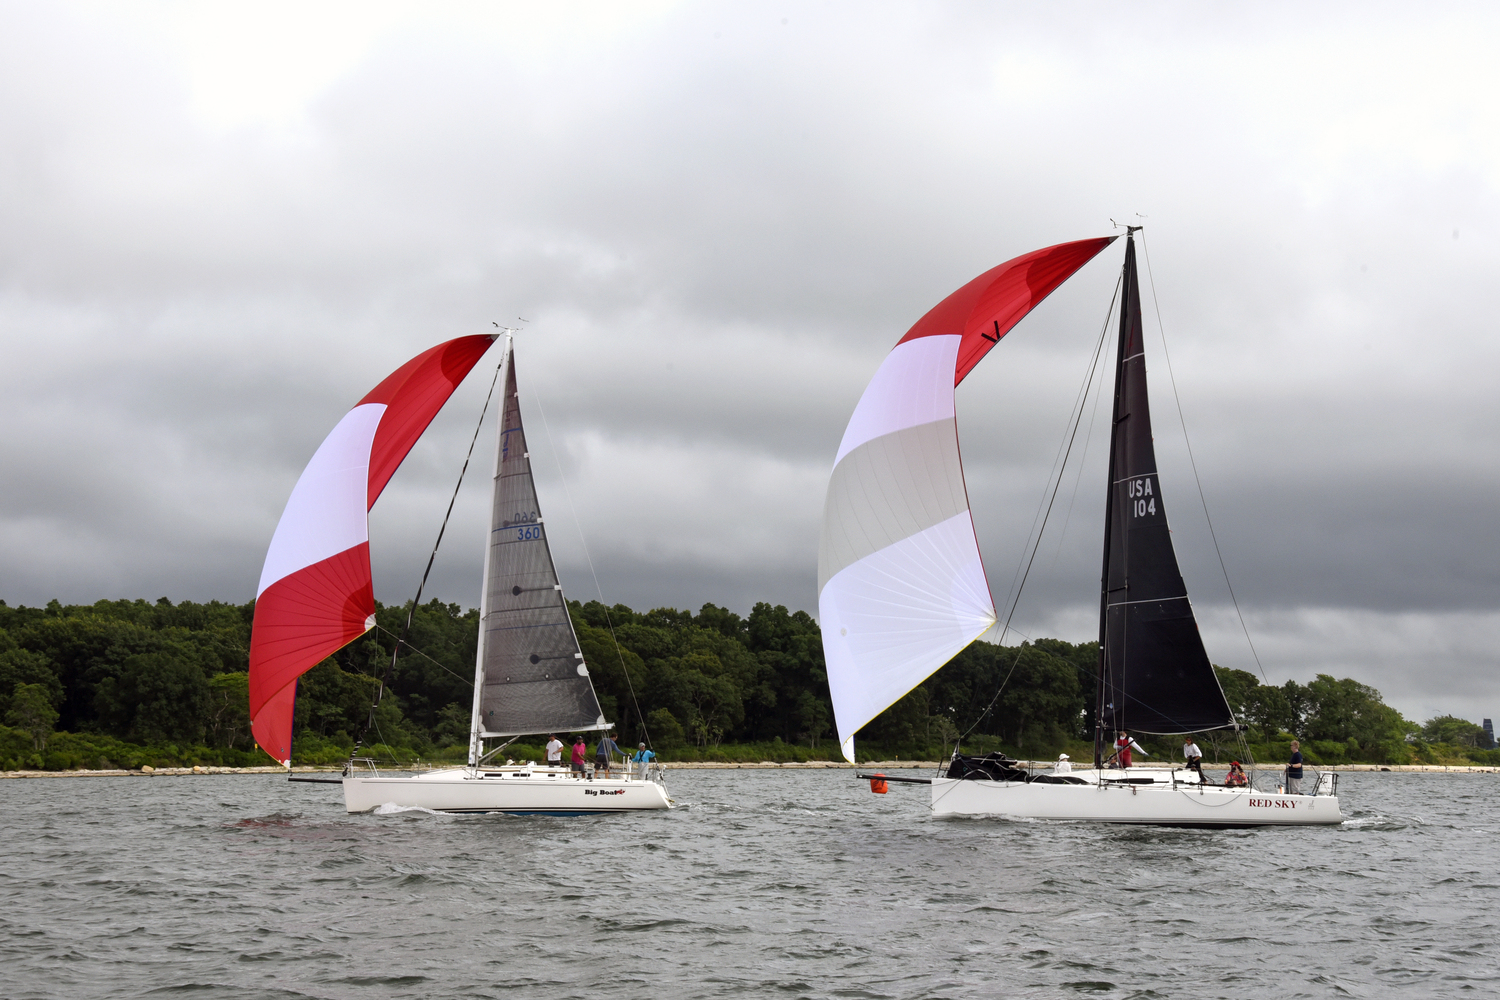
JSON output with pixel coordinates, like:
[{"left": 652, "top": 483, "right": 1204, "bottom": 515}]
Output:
[
  {"left": 343, "top": 765, "right": 673, "bottom": 815},
  {"left": 930, "top": 773, "right": 1342, "bottom": 826}
]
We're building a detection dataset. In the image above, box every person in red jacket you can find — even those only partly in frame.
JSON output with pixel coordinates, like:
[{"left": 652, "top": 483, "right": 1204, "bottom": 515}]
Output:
[{"left": 1113, "top": 731, "right": 1148, "bottom": 768}]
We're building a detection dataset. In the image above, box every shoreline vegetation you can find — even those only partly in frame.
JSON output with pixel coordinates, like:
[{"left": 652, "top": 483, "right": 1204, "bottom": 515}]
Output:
[{"left": 3, "top": 596, "right": 1496, "bottom": 774}]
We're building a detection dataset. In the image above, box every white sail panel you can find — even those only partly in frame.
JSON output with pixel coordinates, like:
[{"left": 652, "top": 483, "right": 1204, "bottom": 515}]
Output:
[
  {"left": 834, "top": 336, "right": 959, "bottom": 463},
  {"left": 820, "top": 511, "right": 995, "bottom": 762},
  {"left": 256, "top": 403, "right": 385, "bottom": 597}
]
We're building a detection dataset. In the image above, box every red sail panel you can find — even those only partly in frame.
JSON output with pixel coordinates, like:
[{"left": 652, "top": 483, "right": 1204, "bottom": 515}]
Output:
[
  {"left": 896, "top": 237, "right": 1116, "bottom": 386},
  {"left": 249, "top": 543, "right": 375, "bottom": 764},
  {"left": 362, "top": 334, "right": 499, "bottom": 507},
  {"left": 248, "top": 334, "right": 499, "bottom": 764}
]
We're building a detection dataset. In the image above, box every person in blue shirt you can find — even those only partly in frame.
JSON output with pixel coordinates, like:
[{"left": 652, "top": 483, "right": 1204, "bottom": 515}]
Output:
[
  {"left": 631, "top": 742, "right": 656, "bottom": 780},
  {"left": 595, "top": 730, "right": 625, "bottom": 778},
  {"left": 1285, "top": 740, "right": 1304, "bottom": 794}
]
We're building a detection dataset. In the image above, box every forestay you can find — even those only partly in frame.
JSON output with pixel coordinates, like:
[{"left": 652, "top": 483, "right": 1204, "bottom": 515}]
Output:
[
  {"left": 472, "top": 347, "right": 607, "bottom": 742},
  {"left": 819, "top": 237, "right": 1116, "bottom": 762}
]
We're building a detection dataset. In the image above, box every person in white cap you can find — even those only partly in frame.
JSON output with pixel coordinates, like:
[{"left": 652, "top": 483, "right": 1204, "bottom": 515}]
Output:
[{"left": 1053, "top": 753, "right": 1072, "bottom": 775}]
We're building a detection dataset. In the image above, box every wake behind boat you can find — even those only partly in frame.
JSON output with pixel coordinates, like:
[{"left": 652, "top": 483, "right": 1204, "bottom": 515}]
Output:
[
  {"left": 822, "top": 231, "right": 1341, "bottom": 827},
  {"left": 249, "top": 333, "right": 670, "bottom": 814}
]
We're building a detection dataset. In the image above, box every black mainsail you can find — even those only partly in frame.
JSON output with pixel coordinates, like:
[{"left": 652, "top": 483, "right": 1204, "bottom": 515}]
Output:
[
  {"left": 469, "top": 344, "right": 607, "bottom": 759},
  {"left": 1094, "top": 233, "right": 1233, "bottom": 764}
]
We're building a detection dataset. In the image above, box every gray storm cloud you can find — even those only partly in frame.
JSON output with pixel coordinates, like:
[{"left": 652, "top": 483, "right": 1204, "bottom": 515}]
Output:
[{"left": 2, "top": 2, "right": 1498, "bottom": 723}]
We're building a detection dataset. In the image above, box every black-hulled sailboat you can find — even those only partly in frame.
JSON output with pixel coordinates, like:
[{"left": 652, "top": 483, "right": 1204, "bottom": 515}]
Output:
[{"left": 819, "top": 230, "right": 1341, "bottom": 825}]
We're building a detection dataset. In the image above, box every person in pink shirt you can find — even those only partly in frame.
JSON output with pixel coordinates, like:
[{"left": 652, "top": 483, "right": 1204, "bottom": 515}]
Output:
[{"left": 569, "top": 736, "right": 587, "bottom": 776}]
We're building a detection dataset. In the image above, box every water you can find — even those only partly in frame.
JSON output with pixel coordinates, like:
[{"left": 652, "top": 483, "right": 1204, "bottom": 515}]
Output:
[{"left": 2, "top": 770, "right": 1497, "bottom": 999}]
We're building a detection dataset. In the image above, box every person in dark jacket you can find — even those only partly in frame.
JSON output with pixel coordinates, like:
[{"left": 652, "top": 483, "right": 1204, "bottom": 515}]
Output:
[{"left": 1285, "top": 740, "right": 1304, "bottom": 794}]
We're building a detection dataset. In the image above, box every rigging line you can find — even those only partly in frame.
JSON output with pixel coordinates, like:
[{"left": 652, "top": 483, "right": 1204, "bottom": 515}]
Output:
[
  {"left": 1137, "top": 232, "right": 1270, "bottom": 686},
  {"left": 530, "top": 383, "right": 654, "bottom": 752},
  {"left": 994, "top": 282, "right": 1121, "bottom": 627},
  {"left": 369, "top": 710, "right": 414, "bottom": 767},
  {"left": 1048, "top": 276, "right": 1122, "bottom": 574},
  {"left": 347, "top": 357, "right": 505, "bottom": 766},
  {"left": 959, "top": 277, "right": 1123, "bottom": 744},
  {"left": 372, "top": 624, "right": 474, "bottom": 688}
]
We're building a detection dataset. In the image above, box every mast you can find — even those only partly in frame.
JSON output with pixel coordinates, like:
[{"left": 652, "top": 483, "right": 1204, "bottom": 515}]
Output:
[
  {"left": 1094, "top": 229, "right": 1140, "bottom": 768},
  {"left": 468, "top": 335, "right": 512, "bottom": 767}
]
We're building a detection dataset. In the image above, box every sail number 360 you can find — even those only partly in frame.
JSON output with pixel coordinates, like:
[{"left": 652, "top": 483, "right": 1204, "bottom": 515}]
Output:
[
  {"left": 1127, "top": 477, "right": 1156, "bottom": 518},
  {"left": 515, "top": 525, "right": 542, "bottom": 540}
]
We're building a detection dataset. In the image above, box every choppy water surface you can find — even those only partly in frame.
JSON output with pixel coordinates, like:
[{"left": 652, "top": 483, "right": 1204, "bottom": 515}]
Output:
[{"left": 2, "top": 770, "right": 1497, "bottom": 999}]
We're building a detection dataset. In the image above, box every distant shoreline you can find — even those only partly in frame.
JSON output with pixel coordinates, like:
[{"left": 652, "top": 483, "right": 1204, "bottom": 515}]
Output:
[{"left": 3, "top": 761, "right": 1498, "bottom": 778}]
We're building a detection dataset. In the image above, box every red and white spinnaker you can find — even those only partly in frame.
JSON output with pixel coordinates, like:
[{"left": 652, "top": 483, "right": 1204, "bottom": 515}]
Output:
[
  {"left": 818, "top": 237, "right": 1116, "bottom": 762},
  {"left": 249, "top": 335, "right": 498, "bottom": 765}
]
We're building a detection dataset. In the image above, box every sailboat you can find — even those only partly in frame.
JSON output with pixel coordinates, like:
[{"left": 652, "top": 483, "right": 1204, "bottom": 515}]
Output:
[
  {"left": 250, "top": 333, "right": 671, "bottom": 814},
  {"left": 820, "top": 231, "right": 1342, "bottom": 826}
]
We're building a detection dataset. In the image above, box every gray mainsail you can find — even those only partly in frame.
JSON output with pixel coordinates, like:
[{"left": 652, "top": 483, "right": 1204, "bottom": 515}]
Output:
[{"left": 471, "top": 344, "right": 607, "bottom": 742}]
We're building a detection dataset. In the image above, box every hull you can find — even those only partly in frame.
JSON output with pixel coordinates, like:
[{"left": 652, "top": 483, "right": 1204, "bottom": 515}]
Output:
[
  {"left": 930, "top": 772, "right": 1342, "bottom": 826},
  {"left": 343, "top": 764, "right": 673, "bottom": 815}
]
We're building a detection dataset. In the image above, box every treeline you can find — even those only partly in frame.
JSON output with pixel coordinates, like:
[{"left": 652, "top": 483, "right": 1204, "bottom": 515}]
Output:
[{"left": 0, "top": 597, "right": 1494, "bottom": 770}]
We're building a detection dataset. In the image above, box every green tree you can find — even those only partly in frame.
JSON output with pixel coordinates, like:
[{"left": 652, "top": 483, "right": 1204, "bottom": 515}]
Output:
[
  {"left": 1303, "top": 674, "right": 1409, "bottom": 750},
  {"left": 861, "top": 685, "right": 930, "bottom": 748},
  {"left": 645, "top": 707, "right": 684, "bottom": 748},
  {"left": 205, "top": 672, "right": 251, "bottom": 749},
  {"left": 994, "top": 644, "right": 1083, "bottom": 751},
  {"left": 93, "top": 650, "right": 212, "bottom": 743},
  {"left": 1422, "top": 715, "right": 1486, "bottom": 747},
  {"left": 6, "top": 683, "right": 59, "bottom": 750},
  {"left": 1245, "top": 683, "right": 1296, "bottom": 738},
  {"left": 0, "top": 646, "right": 63, "bottom": 716},
  {"left": 294, "top": 658, "right": 383, "bottom": 742},
  {"left": 1214, "top": 666, "right": 1262, "bottom": 725}
]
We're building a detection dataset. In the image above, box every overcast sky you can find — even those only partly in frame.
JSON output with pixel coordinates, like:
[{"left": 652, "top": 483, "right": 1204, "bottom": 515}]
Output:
[{"left": 2, "top": 2, "right": 1498, "bottom": 724}]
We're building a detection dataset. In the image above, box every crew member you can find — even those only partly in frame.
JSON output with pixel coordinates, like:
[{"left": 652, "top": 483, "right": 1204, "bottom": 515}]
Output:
[
  {"left": 632, "top": 742, "right": 656, "bottom": 780},
  {"left": 1224, "top": 761, "right": 1248, "bottom": 787},
  {"left": 1113, "top": 732, "right": 1148, "bottom": 768},
  {"left": 595, "top": 729, "right": 624, "bottom": 778},
  {"left": 1286, "top": 740, "right": 1304, "bottom": 794},
  {"left": 544, "top": 734, "right": 564, "bottom": 769},
  {"left": 1182, "top": 736, "right": 1203, "bottom": 775}
]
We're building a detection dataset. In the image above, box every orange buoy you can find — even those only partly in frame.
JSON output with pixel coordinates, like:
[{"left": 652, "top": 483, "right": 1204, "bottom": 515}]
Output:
[{"left": 869, "top": 773, "right": 889, "bottom": 794}]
